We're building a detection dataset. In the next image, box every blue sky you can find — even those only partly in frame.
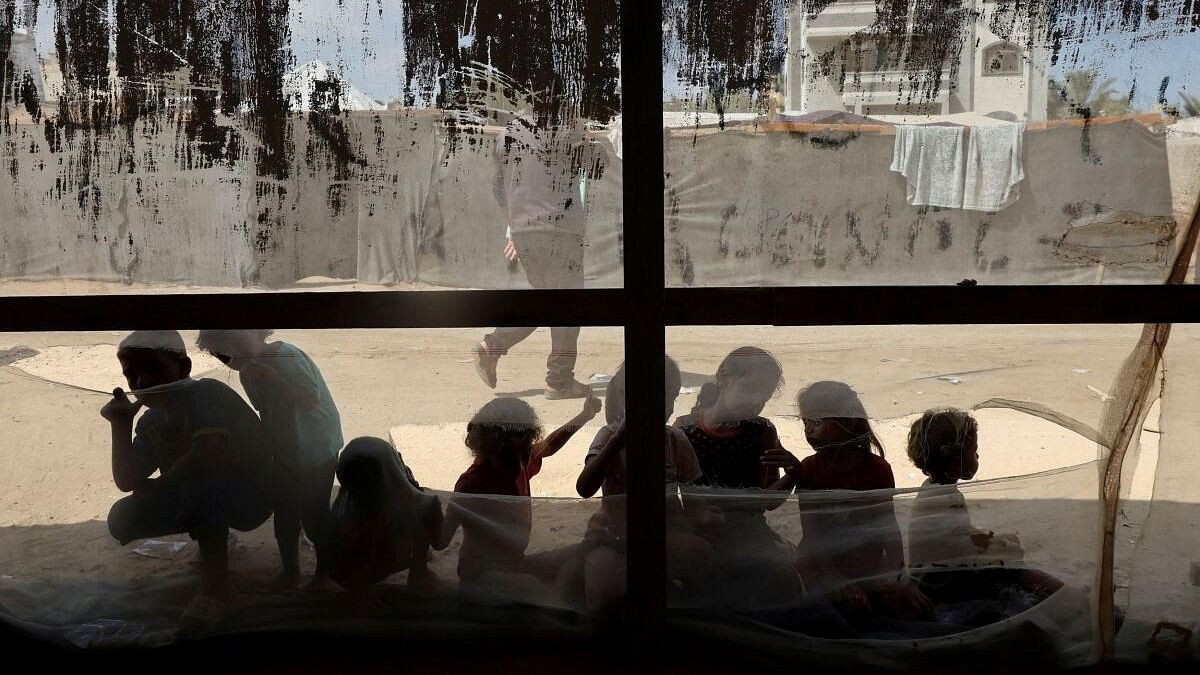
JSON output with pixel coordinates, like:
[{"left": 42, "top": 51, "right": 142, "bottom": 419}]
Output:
[
  {"left": 27, "top": 1, "right": 1200, "bottom": 110},
  {"left": 1051, "top": 21, "right": 1200, "bottom": 107},
  {"left": 287, "top": 0, "right": 407, "bottom": 103}
]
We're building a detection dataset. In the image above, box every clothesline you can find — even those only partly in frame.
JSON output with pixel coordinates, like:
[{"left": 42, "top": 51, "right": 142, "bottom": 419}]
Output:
[
  {"left": 0, "top": 365, "right": 187, "bottom": 397},
  {"left": 5, "top": 108, "right": 1171, "bottom": 138},
  {"left": 738, "top": 112, "right": 1170, "bottom": 138}
]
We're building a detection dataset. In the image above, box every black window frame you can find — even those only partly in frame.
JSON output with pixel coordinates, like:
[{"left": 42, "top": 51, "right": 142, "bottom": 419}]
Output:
[{"left": 3, "top": 1, "right": 1200, "bottom": 665}]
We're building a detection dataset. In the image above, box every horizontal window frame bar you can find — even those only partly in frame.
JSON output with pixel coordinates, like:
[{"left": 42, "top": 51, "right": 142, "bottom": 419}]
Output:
[
  {"left": 0, "top": 289, "right": 627, "bottom": 331},
  {"left": 1, "top": 285, "right": 1198, "bottom": 331},
  {"left": 664, "top": 285, "right": 1200, "bottom": 326}
]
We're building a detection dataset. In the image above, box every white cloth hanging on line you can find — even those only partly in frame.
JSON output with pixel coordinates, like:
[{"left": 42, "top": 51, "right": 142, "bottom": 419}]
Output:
[
  {"left": 891, "top": 123, "right": 1026, "bottom": 211},
  {"left": 963, "top": 122, "right": 1025, "bottom": 212},
  {"left": 890, "top": 125, "right": 967, "bottom": 209}
]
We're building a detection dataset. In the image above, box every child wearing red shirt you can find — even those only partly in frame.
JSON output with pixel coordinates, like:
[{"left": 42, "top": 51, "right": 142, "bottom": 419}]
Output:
[
  {"left": 770, "top": 381, "right": 929, "bottom": 622},
  {"left": 438, "top": 396, "right": 600, "bottom": 585}
]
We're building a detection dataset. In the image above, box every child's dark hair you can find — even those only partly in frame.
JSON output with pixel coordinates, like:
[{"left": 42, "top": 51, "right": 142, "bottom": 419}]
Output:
[
  {"left": 830, "top": 417, "right": 887, "bottom": 458},
  {"left": 907, "top": 409, "right": 978, "bottom": 475},
  {"left": 796, "top": 381, "right": 885, "bottom": 457},
  {"left": 117, "top": 330, "right": 191, "bottom": 376},
  {"left": 338, "top": 437, "right": 422, "bottom": 500},
  {"left": 118, "top": 330, "right": 188, "bottom": 359},
  {"left": 693, "top": 346, "right": 783, "bottom": 413},
  {"left": 466, "top": 398, "right": 543, "bottom": 463},
  {"left": 195, "top": 329, "right": 274, "bottom": 356},
  {"left": 605, "top": 357, "right": 683, "bottom": 425}
]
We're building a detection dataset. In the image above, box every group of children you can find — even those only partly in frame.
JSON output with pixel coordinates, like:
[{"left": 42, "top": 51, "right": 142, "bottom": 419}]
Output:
[
  {"left": 102, "top": 333, "right": 1004, "bottom": 633},
  {"left": 433, "top": 345, "right": 1010, "bottom": 619},
  {"left": 104, "top": 330, "right": 347, "bottom": 631}
]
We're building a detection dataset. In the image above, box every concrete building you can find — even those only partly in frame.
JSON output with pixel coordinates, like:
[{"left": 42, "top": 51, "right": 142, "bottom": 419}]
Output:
[{"left": 784, "top": 0, "right": 1050, "bottom": 121}]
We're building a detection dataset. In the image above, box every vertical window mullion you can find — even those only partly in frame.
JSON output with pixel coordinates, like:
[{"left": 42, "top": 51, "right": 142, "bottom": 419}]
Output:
[{"left": 621, "top": 0, "right": 668, "bottom": 663}]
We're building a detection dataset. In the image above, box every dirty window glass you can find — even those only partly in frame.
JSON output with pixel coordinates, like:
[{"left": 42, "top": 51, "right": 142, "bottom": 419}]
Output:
[
  {"left": 661, "top": 323, "right": 1189, "bottom": 666},
  {"left": 1, "top": 328, "right": 623, "bottom": 640},
  {"left": 1, "top": 1, "right": 622, "bottom": 295},
  {"left": 662, "top": 1, "right": 1200, "bottom": 286}
]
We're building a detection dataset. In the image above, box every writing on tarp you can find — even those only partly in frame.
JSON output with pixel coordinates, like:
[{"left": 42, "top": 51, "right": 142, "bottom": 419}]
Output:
[{"left": 704, "top": 200, "right": 1019, "bottom": 273}]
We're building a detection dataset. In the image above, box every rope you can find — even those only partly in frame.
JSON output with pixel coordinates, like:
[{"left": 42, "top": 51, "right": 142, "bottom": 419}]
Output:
[{"left": 0, "top": 365, "right": 220, "bottom": 397}]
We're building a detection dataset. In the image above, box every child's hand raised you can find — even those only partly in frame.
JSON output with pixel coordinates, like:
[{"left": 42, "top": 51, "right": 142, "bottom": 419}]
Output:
[
  {"left": 580, "top": 395, "right": 602, "bottom": 421},
  {"left": 101, "top": 388, "right": 142, "bottom": 423}
]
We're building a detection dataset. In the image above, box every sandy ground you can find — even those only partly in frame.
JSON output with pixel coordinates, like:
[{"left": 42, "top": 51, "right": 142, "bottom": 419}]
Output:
[
  {"left": 0, "top": 321, "right": 1195, "bottom": 641},
  {"left": 0, "top": 324, "right": 1163, "bottom": 507}
]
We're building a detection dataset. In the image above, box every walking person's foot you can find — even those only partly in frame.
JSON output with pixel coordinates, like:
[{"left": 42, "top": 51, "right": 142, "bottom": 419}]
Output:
[
  {"left": 472, "top": 342, "right": 499, "bottom": 388},
  {"left": 545, "top": 380, "right": 593, "bottom": 400}
]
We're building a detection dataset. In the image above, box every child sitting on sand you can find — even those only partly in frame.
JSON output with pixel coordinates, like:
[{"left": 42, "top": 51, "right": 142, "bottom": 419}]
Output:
[
  {"left": 674, "top": 346, "right": 803, "bottom": 609},
  {"left": 327, "top": 437, "right": 443, "bottom": 597},
  {"left": 438, "top": 396, "right": 600, "bottom": 590},
  {"left": 197, "top": 330, "right": 343, "bottom": 592},
  {"left": 576, "top": 358, "right": 713, "bottom": 613},
  {"left": 103, "top": 331, "right": 273, "bottom": 633},
  {"left": 906, "top": 409, "right": 1020, "bottom": 568},
  {"left": 771, "top": 381, "right": 926, "bottom": 620}
]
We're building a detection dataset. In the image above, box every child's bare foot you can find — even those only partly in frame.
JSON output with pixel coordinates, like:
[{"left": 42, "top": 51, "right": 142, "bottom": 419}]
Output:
[
  {"left": 178, "top": 594, "right": 228, "bottom": 637},
  {"left": 970, "top": 529, "right": 996, "bottom": 552},
  {"left": 303, "top": 573, "right": 339, "bottom": 593},
  {"left": 268, "top": 570, "right": 302, "bottom": 592}
]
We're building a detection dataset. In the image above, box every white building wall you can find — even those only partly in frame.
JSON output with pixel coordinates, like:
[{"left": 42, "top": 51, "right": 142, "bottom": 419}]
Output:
[
  {"left": 972, "top": 25, "right": 1029, "bottom": 118},
  {"left": 950, "top": 30, "right": 975, "bottom": 115},
  {"left": 972, "top": 2, "right": 1050, "bottom": 121},
  {"left": 1025, "top": 43, "right": 1052, "bottom": 122},
  {"left": 784, "top": 2, "right": 807, "bottom": 111},
  {"left": 787, "top": 0, "right": 1048, "bottom": 119},
  {"left": 802, "top": 37, "right": 856, "bottom": 112}
]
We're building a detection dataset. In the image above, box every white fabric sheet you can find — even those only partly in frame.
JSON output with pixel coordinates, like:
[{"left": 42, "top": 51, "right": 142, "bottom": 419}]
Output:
[
  {"left": 890, "top": 125, "right": 967, "bottom": 209},
  {"left": 963, "top": 123, "right": 1026, "bottom": 212}
]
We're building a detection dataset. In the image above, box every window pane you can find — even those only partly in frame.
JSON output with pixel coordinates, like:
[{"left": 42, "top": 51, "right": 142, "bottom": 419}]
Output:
[
  {"left": 663, "top": 2, "right": 1200, "bottom": 285},
  {"left": 661, "top": 324, "right": 1183, "bottom": 666},
  {"left": 1, "top": 2, "right": 622, "bottom": 295},
  {"left": 0, "top": 327, "right": 622, "bottom": 641}
]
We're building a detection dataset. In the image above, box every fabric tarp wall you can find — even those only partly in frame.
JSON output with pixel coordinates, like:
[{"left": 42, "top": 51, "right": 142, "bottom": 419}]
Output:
[
  {"left": 663, "top": 121, "right": 1180, "bottom": 287},
  {"left": 0, "top": 112, "right": 440, "bottom": 289},
  {"left": 0, "top": 122, "right": 256, "bottom": 287},
  {"left": 2, "top": 116, "right": 1193, "bottom": 290},
  {"left": 416, "top": 129, "right": 624, "bottom": 289}
]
